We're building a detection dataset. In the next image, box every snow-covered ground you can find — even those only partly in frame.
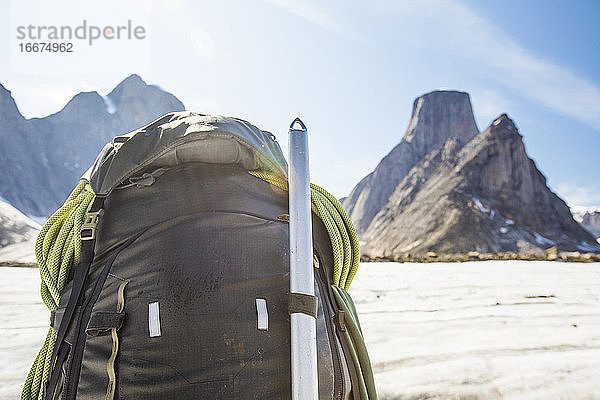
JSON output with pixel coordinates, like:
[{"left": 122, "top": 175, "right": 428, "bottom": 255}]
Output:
[
  {"left": 0, "top": 239, "right": 37, "bottom": 264},
  {"left": 1, "top": 261, "right": 599, "bottom": 400},
  {"left": 0, "top": 267, "right": 47, "bottom": 399},
  {"left": 352, "top": 261, "right": 600, "bottom": 400}
]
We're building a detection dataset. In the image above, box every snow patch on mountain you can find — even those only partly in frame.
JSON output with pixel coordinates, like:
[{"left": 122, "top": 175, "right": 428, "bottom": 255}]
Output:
[
  {"left": 533, "top": 232, "right": 555, "bottom": 246},
  {"left": 102, "top": 95, "right": 117, "bottom": 114}
]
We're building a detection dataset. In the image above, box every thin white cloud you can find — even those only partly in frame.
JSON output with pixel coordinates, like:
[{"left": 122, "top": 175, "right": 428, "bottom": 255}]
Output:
[
  {"left": 378, "top": 0, "right": 600, "bottom": 131},
  {"left": 264, "top": 0, "right": 368, "bottom": 44}
]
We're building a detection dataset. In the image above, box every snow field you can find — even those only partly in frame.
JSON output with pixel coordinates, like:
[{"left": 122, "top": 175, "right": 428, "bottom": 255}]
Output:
[
  {"left": 1, "top": 261, "right": 599, "bottom": 399},
  {"left": 350, "top": 261, "right": 600, "bottom": 399}
]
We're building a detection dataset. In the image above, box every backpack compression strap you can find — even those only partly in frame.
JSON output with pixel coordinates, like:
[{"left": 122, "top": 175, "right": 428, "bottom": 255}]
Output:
[
  {"left": 288, "top": 293, "right": 318, "bottom": 318},
  {"left": 43, "top": 196, "right": 105, "bottom": 400}
]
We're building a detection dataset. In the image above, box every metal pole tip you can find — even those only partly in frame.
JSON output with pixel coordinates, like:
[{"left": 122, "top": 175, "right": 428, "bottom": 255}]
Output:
[{"left": 289, "top": 118, "right": 307, "bottom": 132}]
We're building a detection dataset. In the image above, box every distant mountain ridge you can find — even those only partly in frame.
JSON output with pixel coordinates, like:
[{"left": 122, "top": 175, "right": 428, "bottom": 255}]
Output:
[
  {"left": 2, "top": 81, "right": 598, "bottom": 260},
  {"left": 343, "top": 90, "right": 600, "bottom": 257},
  {"left": 580, "top": 211, "right": 600, "bottom": 239},
  {"left": 0, "top": 74, "right": 184, "bottom": 218}
]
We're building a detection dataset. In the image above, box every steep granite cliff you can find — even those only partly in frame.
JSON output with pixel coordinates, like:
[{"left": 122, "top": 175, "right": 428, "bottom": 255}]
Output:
[
  {"left": 344, "top": 92, "right": 600, "bottom": 257},
  {"left": 343, "top": 91, "right": 478, "bottom": 233}
]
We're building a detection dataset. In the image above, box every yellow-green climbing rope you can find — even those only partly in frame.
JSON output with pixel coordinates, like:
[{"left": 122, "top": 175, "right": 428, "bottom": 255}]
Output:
[
  {"left": 21, "top": 181, "right": 95, "bottom": 400},
  {"left": 248, "top": 171, "right": 360, "bottom": 289}
]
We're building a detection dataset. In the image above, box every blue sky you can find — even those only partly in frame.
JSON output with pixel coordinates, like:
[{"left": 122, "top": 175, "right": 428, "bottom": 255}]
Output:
[{"left": 1, "top": 0, "right": 599, "bottom": 208}]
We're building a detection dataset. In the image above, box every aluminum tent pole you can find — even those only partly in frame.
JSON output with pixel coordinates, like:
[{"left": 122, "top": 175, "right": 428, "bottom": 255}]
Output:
[{"left": 288, "top": 118, "right": 319, "bottom": 400}]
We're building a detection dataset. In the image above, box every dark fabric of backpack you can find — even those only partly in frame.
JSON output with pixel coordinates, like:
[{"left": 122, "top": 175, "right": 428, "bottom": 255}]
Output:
[{"left": 46, "top": 113, "right": 369, "bottom": 399}]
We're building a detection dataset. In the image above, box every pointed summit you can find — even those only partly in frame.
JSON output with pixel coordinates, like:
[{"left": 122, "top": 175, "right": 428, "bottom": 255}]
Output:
[
  {"left": 107, "top": 74, "right": 147, "bottom": 102},
  {"left": 103, "top": 74, "right": 185, "bottom": 133},
  {"left": 343, "top": 90, "right": 480, "bottom": 233},
  {"left": 123, "top": 73, "right": 145, "bottom": 84},
  {"left": 489, "top": 113, "right": 520, "bottom": 135},
  {"left": 56, "top": 91, "right": 106, "bottom": 116}
]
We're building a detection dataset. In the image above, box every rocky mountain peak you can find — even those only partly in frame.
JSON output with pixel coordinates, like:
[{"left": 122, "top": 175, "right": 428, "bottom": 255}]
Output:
[
  {"left": 581, "top": 211, "right": 600, "bottom": 238},
  {"left": 343, "top": 89, "right": 481, "bottom": 234},
  {"left": 105, "top": 74, "right": 185, "bottom": 132},
  {"left": 58, "top": 91, "right": 107, "bottom": 115},
  {"left": 0, "top": 83, "right": 13, "bottom": 102},
  {"left": 490, "top": 113, "right": 519, "bottom": 135},
  {"left": 404, "top": 90, "right": 479, "bottom": 155},
  {"left": 107, "top": 74, "right": 147, "bottom": 103},
  {"left": 0, "top": 75, "right": 186, "bottom": 217},
  {"left": 0, "top": 83, "right": 25, "bottom": 125},
  {"left": 345, "top": 91, "right": 600, "bottom": 257},
  {"left": 451, "top": 116, "right": 576, "bottom": 242}
]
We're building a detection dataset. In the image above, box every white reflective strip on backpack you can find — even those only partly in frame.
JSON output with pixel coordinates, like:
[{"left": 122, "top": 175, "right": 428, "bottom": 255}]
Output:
[
  {"left": 148, "top": 302, "right": 161, "bottom": 337},
  {"left": 256, "top": 298, "right": 268, "bottom": 331}
]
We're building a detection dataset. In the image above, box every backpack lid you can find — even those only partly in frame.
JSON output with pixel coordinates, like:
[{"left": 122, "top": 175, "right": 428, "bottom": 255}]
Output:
[{"left": 83, "top": 112, "right": 288, "bottom": 195}]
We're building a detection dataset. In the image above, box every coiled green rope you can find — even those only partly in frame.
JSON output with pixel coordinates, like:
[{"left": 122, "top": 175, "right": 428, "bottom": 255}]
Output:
[{"left": 21, "top": 181, "right": 95, "bottom": 400}]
